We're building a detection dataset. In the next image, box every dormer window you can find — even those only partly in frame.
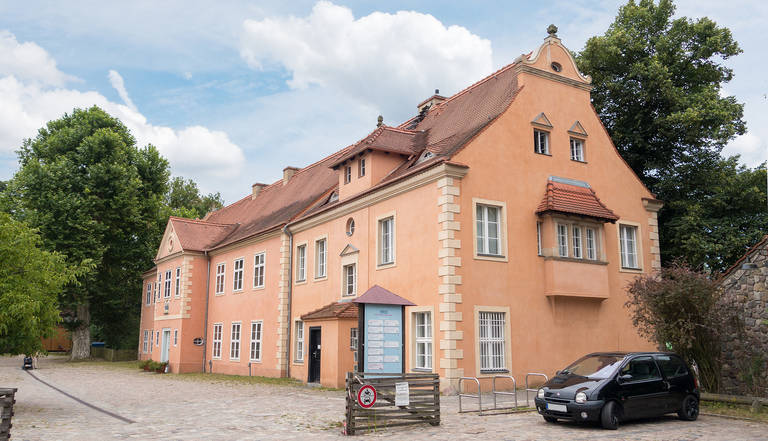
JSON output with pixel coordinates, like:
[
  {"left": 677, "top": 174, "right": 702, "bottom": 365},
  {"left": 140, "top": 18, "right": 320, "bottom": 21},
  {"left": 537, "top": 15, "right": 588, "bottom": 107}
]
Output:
[
  {"left": 416, "top": 151, "right": 434, "bottom": 164},
  {"left": 534, "top": 129, "right": 550, "bottom": 155},
  {"left": 344, "top": 166, "right": 352, "bottom": 184},
  {"left": 359, "top": 158, "right": 366, "bottom": 177}
]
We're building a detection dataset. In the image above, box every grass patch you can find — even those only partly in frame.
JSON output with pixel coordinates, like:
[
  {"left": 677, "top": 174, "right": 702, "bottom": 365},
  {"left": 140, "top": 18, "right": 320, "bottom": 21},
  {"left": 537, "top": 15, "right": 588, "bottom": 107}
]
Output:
[{"left": 701, "top": 400, "right": 768, "bottom": 423}]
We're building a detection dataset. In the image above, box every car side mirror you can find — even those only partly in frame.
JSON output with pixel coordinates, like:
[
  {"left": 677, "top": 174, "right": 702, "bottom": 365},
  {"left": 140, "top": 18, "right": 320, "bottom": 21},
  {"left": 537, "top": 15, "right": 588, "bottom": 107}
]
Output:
[{"left": 618, "top": 374, "right": 633, "bottom": 382}]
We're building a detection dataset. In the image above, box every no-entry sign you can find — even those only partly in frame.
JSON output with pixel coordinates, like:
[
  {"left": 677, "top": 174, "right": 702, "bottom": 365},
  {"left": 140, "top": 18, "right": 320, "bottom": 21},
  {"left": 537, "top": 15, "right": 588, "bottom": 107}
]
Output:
[{"left": 357, "top": 384, "right": 377, "bottom": 408}]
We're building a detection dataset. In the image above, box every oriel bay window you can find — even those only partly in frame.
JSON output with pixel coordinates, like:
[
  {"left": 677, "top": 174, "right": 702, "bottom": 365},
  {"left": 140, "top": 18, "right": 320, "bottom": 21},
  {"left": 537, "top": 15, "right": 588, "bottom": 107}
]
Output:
[{"left": 553, "top": 220, "right": 601, "bottom": 261}]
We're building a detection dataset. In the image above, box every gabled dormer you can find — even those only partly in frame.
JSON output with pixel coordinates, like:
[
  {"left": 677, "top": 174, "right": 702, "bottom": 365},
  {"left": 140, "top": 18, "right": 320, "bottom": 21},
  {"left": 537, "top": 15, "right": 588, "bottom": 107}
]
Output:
[
  {"left": 331, "top": 124, "right": 418, "bottom": 201},
  {"left": 514, "top": 25, "right": 592, "bottom": 93}
]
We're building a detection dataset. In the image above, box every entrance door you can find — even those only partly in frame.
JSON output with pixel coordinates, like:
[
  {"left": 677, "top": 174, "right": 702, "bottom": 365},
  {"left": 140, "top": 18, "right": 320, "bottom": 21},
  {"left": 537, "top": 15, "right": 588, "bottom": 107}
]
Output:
[
  {"left": 161, "top": 329, "right": 171, "bottom": 363},
  {"left": 308, "top": 327, "right": 321, "bottom": 383}
]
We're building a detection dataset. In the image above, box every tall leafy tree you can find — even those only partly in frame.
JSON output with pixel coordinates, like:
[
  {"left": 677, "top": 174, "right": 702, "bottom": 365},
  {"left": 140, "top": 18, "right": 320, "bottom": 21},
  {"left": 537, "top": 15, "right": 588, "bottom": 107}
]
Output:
[
  {"left": 7, "top": 106, "right": 169, "bottom": 358},
  {"left": 576, "top": 0, "right": 762, "bottom": 271},
  {"left": 163, "top": 176, "right": 224, "bottom": 220},
  {"left": 0, "top": 213, "right": 79, "bottom": 355}
]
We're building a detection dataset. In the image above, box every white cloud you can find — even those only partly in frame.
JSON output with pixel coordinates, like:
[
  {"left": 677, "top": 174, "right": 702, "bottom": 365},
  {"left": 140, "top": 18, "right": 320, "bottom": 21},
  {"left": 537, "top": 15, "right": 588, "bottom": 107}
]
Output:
[
  {"left": 107, "top": 70, "right": 137, "bottom": 112},
  {"left": 240, "top": 1, "right": 493, "bottom": 121},
  {"left": 0, "top": 31, "right": 245, "bottom": 192},
  {"left": 723, "top": 132, "right": 767, "bottom": 166}
]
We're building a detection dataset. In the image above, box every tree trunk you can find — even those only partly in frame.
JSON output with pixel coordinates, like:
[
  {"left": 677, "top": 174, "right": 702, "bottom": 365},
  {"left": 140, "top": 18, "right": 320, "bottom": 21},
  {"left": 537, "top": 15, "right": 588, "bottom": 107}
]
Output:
[{"left": 70, "top": 303, "right": 91, "bottom": 360}]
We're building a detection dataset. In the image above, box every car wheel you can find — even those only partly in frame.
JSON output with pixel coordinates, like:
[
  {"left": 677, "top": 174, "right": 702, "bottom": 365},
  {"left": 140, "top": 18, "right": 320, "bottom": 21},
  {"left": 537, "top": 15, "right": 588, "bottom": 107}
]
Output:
[
  {"left": 543, "top": 416, "right": 557, "bottom": 423},
  {"left": 678, "top": 395, "right": 699, "bottom": 421},
  {"left": 600, "top": 401, "right": 620, "bottom": 430}
]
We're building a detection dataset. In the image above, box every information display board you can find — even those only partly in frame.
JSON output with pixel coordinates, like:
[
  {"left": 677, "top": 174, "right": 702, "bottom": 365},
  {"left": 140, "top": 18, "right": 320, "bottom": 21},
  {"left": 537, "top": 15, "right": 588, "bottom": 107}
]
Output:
[{"left": 362, "top": 304, "right": 403, "bottom": 373}]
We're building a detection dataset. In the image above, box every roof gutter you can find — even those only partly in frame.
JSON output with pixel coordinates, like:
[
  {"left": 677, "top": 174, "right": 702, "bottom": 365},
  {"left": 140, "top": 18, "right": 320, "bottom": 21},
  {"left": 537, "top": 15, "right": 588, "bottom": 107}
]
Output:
[
  {"left": 201, "top": 251, "right": 211, "bottom": 372},
  {"left": 281, "top": 224, "right": 293, "bottom": 379}
]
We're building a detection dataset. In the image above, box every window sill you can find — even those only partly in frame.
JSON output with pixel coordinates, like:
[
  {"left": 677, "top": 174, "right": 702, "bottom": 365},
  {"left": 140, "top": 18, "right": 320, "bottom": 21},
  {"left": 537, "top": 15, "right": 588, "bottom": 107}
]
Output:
[
  {"left": 214, "top": 293, "right": 225, "bottom": 297},
  {"left": 249, "top": 359, "right": 262, "bottom": 364},
  {"left": 412, "top": 368, "right": 433, "bottom": 373},
  {"left": 314, "top": 275, "right": 328, "bottom": 282},
  {"left": 544, "top": 256, "right": 608, "bottom": 266},
  {"left": 293, "top": 361, "right": 304, "bottom": 365},
  {"left": 232, "top": 290, "right": 244, "bottom": 295},
  {"left": 252, "top": 286, "right": 265, "bottom": 291},
  {"left": 474, "top": 253, "right": 508, "bottom": 263},
  {"left": 619, "top": 266, "right": 643, "bottom": 273},
  {"left": 480, "top": 369, "right": 509, "bottom": 375},
  {"left": 376, "top": 262, "right": 396, "bottom": 270},
  {"left": 534, "top": 152, "right": 552, "bottom": 157},
  {"left": 294, "top": 279, "right": 307, "bottom": 286},
  {"left": 570, "top": 159, "right": 587, "bottom": 164}
]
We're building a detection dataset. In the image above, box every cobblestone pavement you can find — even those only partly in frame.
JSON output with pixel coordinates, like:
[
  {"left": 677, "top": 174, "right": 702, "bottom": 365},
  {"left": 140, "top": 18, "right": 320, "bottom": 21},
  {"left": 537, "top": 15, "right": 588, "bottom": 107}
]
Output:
[{"left": 2, "top": 354, "right": 766, "bottom": 440}]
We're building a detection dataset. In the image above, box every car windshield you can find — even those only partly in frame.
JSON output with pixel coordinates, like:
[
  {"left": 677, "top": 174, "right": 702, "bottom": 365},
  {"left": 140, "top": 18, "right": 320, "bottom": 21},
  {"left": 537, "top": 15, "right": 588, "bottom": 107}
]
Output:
[{"left": 561, "top": 354, "right": 625, "bottom": 379}]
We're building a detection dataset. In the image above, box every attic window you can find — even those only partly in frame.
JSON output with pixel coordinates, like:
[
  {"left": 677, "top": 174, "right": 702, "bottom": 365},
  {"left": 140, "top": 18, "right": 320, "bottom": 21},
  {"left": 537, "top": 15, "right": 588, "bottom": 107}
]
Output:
[
  {"left": 328, "top": 192, "right": 339, "bottom": 203},
  {"left": 346, "top": 218, "right": 355, "bottom": 236},
  {"left": 551, "top": 62, "right": 562, "bottom": 72},
  {"left": 416, "top": 151, "right": 434, "bottom": 164}
]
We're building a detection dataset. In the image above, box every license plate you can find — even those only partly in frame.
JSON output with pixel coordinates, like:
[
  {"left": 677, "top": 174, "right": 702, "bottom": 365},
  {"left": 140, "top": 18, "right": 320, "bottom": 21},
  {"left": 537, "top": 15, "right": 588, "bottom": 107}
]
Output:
[{"left": 547, "top": 403, "right": 567, "bottom": 413}]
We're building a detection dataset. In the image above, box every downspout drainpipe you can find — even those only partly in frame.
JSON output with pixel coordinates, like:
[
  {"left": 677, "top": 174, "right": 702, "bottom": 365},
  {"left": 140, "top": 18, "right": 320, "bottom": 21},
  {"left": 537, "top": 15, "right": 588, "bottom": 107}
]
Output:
[
  {"left": 201, "top": 251, "right": 211, "bottom": 372},
  {"left": 282, "top": 224, "right": 294, "bottom": 379}
]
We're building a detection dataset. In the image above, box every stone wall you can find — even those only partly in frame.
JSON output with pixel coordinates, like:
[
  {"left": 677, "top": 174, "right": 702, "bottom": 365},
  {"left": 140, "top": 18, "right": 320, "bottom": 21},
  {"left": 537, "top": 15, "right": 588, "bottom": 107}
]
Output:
[{"left": 719, "top": 243, "right": 768, "bottom": 397}]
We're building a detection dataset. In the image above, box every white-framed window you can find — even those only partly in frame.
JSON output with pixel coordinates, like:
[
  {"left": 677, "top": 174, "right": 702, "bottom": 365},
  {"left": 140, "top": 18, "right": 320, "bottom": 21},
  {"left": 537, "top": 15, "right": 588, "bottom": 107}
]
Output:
[
  {"left": 620, "top": 224, "right": 639, "bottom": 269},
  {"left": 350, "top": 328, "right": 358, "bottom": 366},
  {"left": 230, "top": 322, "right": 241, "bottom": 360},
  {"left": 156, "top": 331, "right": 160, "bottom": 348},
  {"left": 149, "top": 329, "right": 154, "bottom": 350},
  {"left": 572, "top": 226, "right": 583, "bottom": 259},
  {"left": 479, "top": 311, "right": 506, "bottom": 372},
  {"left": 557, "top": 224, "right": 569, "bottom": 257},
  {"left": 379, "top": 217, "right": 394, "bottom": 265},
  {"left": 173, "top": 329, "right": 178, "bottom": 346},
  {"left": 294, "top": 321, "right": 304, "bottom": 362},
  {"left": 586, "top": 228, "right": 597, "bottom": 260},
  {"left": 359, "top": 158, "right": 366, "bottom": 177},
  {"left": 570, "top": 137, "right": 584, "bottom": 161},
  {"left": 476, "top": 204, "right": 501, "bottom": 256},
  {"left": 250, "top": 321, "right": 263, "bottom": 362},
  {"left": 253, "top": 252, "right": 265, "bottom": 288},
  {"left": 233, "top": 258, "right": 244, "bottom": 291},
  {"left": 212, "top": 323, "right": 223, "bottom": 359},
  {"left": 146, "top": 283, "right": 152, "bottom": 305},
  {"left": 156, "top": 273, "right": 161, "bottom": 301},
  {"left": 343, "top": 263, "right": 356, "bottom": 296},
  {"left": 215, "top": 263, "right": 225, "bottom": 294},
  {"left": 344, "top": 166, "right": 352, "bottom": 184},
  {"left": 315, "top": 239, "right": 327, "bottom": 278},
  {"left": 534, "top": 129, "right": 549, "bottom": 155},
  {"left": 414, "top": 312, "right": 432, "bottom": 370},
  {"left": 536, "top": 222, "right": 542, "bottom": 256},
  {"left": 164, "top": 270, "right": 171, "bottom": 298},
  {"left": 175, "top": 267, "right": 181, "bottom": 297},
  {"left": 296, "top": 244, "right": 306, "bottom": 282},
  {"left": 142, "top": 330, "right": 149, "bottom": 353}
]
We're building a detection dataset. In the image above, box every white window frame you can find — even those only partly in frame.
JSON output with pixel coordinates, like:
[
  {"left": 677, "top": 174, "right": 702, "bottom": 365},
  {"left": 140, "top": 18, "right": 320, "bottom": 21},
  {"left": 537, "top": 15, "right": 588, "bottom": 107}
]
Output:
[
  {"left": 343, "top": 263, "right": 356, "bottom": 296},
  {"left": 253, "top": 252, "right": 265, "bottom": 288},
  {"left": 359, "top": 157, "right": 366, "bottom": 177},
  {"left": 215, "top": 263, "right": 225, "bottom": 295},
  {"left": 250, "top": 321, "right": 263, "bottom": 362},
  {"left": 173, "top": 329, "right": 178, "bottom": 346},
  {"left": 572, "top": 226, "right": 583, "bottom": 259},
  {"left": 145, "top": 283, "right": 152, "bottom": 305},
  {"left": 149, "top": 329, "right": 154, "bottom": 350},
  {"left": 557, "top": 224, "right": 569, "bottom": 257},
  {"left": 534, "top": 129, "right": 550, "bottom": 155},
  {"left": 414, "top": 311, "right": 433, "bottom": 370},
  {"left": 156, "top": 273, "right": 161, "bottom": 301},
  {"left": 619, "top": 223, "right": 641, "bottom": 270},
  {"left": 230, "top": 322, "right": 241, "bottom": 360},
  {"left": 294, "top": 321, "right": 304, "bottom": 363},
  {"left": 378, "top": 216, "right": 395, "bottom": 266},
  {"left": 586, "top": 227, "right": 597, "bottom": 260},
  {"left": 175, "top": 267, "right": 181, "bottom": 297},
  {"left": 212, "top": 323, "right": 223, "bottom": 359},
  {"left": 478, "top": 310, "right": 507, "bottom": 373},
  {"left": 164, "top": 270, "right": 171, "bottom": 298},
  {"left": 474, "top": 201, "right": 506, "bottom": 259},
  {"left": 536, "top": 222, "right": 542, "bottom": 256},
  {"left": 142, "top": 330, "right": 149, "bottom": 353},
  {"left": 344, "top": 166, "right": 351, "bottom": 184},
  {"left": 233, "top": 257, "right": 244, "bottom": 292},
  {"left": 156, "top": 330, "right": 160, "bottom": 348},
  {"left": 570, "top": 137, "right": 585, "bottom": 161},
  {"left": 315, "top": 238, "right": 327, "bottom": 279},
  {"left": 296, "top": 244, "right": 306, "bottom": 282},
  {"left": 350, "top": 327, "right": 358, "bottom": 367}
]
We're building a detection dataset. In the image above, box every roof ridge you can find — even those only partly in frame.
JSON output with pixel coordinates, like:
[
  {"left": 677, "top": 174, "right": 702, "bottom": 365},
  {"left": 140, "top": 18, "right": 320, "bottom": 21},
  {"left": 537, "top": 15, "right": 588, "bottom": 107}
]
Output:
[{"left": 170, "top": 216, "right": 236, "bottom": 227}]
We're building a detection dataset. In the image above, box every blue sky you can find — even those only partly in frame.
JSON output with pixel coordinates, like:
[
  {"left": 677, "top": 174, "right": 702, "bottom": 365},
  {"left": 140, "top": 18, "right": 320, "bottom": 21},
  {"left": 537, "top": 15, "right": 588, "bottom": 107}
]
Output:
[{"left": 1, "top": 1, "right": 765, "bottom": 203}]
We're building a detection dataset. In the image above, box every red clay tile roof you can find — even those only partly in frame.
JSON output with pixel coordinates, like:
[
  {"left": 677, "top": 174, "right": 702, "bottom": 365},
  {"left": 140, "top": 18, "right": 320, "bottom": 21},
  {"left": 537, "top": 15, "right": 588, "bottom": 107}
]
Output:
[
  {"left": 170, "top": 217, "right": 238, "bottom": 252},
  {"left": 329, "top": 126, "right": 422, "bottom": 168},
  {"left": 536, "top": 177, "right": 619, "bottom": 222},
  {"left": 353, "top": 285, "right": 416, "bottom": 306},
  {"left": 301, "top": 301, "right": 359, "bottom": 321}
]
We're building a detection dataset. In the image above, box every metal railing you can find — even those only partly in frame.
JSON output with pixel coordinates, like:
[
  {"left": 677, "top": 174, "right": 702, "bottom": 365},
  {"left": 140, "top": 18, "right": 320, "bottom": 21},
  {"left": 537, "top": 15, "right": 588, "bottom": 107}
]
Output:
[
  {"left": 492, "top": 375, "right": 518, "bottom": 410},
  {"left": 525, "top": 373, "right": 548, "bottom": 407},
  {"left": 458, "top": 377, "right": 481, "bottom": 413}
]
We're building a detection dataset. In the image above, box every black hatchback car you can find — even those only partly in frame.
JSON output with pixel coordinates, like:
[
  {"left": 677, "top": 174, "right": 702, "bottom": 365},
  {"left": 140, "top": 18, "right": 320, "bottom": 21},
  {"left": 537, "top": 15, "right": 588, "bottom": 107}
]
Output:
[{"left": 534, "top": 352, "right": 699, "bottom": 429}]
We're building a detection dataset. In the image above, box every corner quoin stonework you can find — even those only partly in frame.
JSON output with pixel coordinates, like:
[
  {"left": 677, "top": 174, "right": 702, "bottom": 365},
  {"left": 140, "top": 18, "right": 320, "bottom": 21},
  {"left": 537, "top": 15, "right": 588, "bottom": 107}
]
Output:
[
  {"left": 437, "top": 176, "right": 463, "bottom": 393},
  {"left": 276, "top": 232, "right": 291, "bottom": 376},
  {"left": 643, "top": 198, "right": 663, "bottom": 270}
]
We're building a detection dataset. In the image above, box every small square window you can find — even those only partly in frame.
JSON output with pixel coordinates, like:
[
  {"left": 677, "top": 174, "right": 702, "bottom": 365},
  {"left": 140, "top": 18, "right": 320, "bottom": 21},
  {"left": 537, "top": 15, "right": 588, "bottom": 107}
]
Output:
[
  {"left": 534, "top": 130, "right": 549, "bottom": 155},
  {"left": 344, "top": 166, "right": 352, "bottom": 184},
  {"left": 359, "top": 158, "right": 366, "bottom": 177},
  {"left": 570, "top": 138, "right": 584, "bottom": 161}
]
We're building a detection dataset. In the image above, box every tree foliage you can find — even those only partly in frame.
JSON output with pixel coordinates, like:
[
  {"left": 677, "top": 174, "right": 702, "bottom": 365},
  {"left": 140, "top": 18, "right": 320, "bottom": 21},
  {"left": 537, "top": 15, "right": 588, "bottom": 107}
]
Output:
[
  {"left": 5, "top": 106, "right": 170, "bottom": 354},
  {"left": 0, "top": 213, "right": 77, "bottom": 355},
  {"left": 163, "top": 176, "right": 223, "bottom": 220},
  {"left": 625, "top": 262, "right": 733, "bottom": 391},
  {"left": 576, "top": 0, "right": 762, "bottom": 272}
]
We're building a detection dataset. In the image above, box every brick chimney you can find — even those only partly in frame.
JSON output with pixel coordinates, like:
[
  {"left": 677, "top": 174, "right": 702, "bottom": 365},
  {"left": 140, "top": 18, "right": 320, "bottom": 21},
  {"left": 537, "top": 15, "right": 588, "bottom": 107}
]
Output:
[
  {"left": 251, "top": 182, "right": 267, "bottom": 199},
  {"left": 283, "top": 166, "right": 299, "bottom": 185}
]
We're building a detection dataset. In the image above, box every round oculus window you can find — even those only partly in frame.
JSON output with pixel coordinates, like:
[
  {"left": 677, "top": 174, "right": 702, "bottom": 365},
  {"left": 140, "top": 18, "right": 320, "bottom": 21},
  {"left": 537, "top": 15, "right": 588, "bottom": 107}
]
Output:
[
  {"left": 551, "top": 62, "right": 562, "bottom": 73},
  {"left": 346, "top": 218, "right": 355, "bottom": 236}
]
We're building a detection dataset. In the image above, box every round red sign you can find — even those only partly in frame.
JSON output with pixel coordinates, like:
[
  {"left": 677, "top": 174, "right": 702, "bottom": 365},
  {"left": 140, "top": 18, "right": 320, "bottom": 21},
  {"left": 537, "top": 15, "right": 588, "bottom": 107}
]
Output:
[{"left": 357, "top": 384, "right": 377, "bottom": 408}]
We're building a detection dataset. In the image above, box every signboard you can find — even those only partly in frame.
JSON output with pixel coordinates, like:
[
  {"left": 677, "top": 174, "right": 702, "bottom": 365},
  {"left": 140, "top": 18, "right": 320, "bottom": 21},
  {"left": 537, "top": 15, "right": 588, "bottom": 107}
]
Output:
[
  {"left": 395, "top": 382, "right": 410, "bottom": 406},
  {"left": 357, "top": 384, "right": 377, "bottom": 408},
  {"left": 363, "top": 304, "right": 403, "bottom": 373}
]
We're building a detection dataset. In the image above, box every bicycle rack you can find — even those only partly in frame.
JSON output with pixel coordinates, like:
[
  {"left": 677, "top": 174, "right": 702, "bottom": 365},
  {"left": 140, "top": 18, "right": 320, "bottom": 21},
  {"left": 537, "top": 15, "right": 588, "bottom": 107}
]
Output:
[
  {"left": 525, "top": 373, "right": 548, "bottom": 407},
  {"left": 492, "top": 375, "right": 518, "bottom": 410},
  {"left": 458, "top": 377, "right": 481, "bottom": 413}
]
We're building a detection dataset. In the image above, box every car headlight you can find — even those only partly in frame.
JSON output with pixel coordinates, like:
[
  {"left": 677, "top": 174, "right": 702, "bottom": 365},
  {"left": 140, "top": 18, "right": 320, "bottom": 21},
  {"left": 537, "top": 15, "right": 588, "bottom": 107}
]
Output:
[
  {"left": 575, "top": 392, "right": 587, "bottom": 404},
  {"left": 537, "top": 388, "right": 545, "bottom": 399}
]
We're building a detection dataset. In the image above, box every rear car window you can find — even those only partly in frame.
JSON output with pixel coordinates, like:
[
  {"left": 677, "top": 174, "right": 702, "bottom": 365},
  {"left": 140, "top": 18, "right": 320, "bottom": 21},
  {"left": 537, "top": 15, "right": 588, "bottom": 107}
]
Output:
[
  {"left": 655, "top": 355, "right": 689, "bottom": 378},
  {"left": 620, "top": 356, "right": 662, "bottom": 382}
]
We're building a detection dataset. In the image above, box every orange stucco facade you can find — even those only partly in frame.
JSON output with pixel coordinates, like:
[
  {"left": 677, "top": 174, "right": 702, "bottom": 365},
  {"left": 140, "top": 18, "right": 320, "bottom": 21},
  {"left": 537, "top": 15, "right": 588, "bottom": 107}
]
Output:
[{"left": 138, "top": 31, "right": 662, "bottom": 391}]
